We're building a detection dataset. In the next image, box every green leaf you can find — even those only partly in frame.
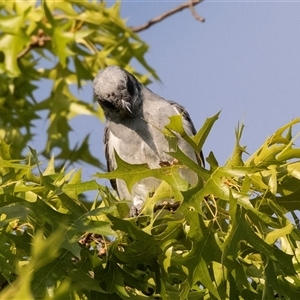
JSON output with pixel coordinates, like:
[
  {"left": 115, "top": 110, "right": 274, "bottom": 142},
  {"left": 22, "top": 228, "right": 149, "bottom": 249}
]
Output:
[
  {"left": 265, "top": 223, "right": 294, "bottom": 245},
  {"left": 0, "top": 33, "right": 29, "bottom": 76},
  {"left": 73, "top": 218, "right": 116, "bottom": 237},
  {"left": 68, "top": 269, "right": 106, "bottom": 293},
  {"left": 108, "top": 215, "right": 158, "bottom": 264},
  {"left": 42, "top": 0, "right": 55, "bottom": 25},
  {"left": 52, "top": 25, "right": 74, "bottom": 68},
  {"left": 0, "top": 139, "right": 12, "bottom": 160},
  {"left": 226, "top": 122, "right": 247, "bottom": 167},
  {"left": 193, "top": 111, "right": 220, "bottom": 151},
  {"left": 165, "top": 114, "right": 198, "bottom": 151},
  {"left": 95, "top": 151, "right": 190, "bottom": 201},
  {"left": 275, "top": 188, "right": 300, "bottom": 211}
]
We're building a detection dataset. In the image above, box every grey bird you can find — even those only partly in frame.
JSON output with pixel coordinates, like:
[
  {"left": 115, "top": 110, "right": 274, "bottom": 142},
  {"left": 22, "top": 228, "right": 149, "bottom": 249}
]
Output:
[{"left": 93, "top": 66, "right": 204, "bottom": 216}]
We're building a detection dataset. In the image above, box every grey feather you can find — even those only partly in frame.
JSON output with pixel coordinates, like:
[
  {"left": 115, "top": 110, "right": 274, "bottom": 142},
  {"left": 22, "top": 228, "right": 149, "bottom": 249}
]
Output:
[{"left": 93, "top": 66, "right": 204, "bottom": 216}]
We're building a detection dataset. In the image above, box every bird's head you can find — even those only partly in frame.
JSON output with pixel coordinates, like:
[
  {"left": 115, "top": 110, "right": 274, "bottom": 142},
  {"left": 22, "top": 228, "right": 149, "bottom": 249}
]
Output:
[{"left": 93, "top": 66, "right": 142, "bottom": 120}]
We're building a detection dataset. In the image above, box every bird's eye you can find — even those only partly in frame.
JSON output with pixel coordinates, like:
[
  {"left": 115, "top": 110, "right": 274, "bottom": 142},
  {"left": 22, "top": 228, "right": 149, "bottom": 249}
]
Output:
[
  {"left": 126, "top": 77, "right": 135, "bottom": 96},
  {"left": 98, "top": 99, "right": 116, "bottom": 110}
]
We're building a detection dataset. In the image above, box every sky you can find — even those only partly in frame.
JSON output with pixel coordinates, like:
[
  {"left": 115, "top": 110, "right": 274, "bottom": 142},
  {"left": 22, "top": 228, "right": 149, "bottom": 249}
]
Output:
[
  {"left": 118, "top": 0, "right": 300, "bottom": 165},
  {"left": 33, "top": 0, "right": 300, "bottom": 177}
]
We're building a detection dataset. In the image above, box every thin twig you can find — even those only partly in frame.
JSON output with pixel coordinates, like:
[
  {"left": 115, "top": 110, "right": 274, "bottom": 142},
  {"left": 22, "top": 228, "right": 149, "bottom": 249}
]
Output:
[
  {"left": 18, "top": 1, "right": 204, "bottom": 59},
  {"left": 17, "top": 29, "right": 51, "bottom": 59},
  {"left": 131, "top": 0, "right": 204, "bottom": 33},
  {"left": 189, "top": 0, "right": 205, "bottom": 22}
]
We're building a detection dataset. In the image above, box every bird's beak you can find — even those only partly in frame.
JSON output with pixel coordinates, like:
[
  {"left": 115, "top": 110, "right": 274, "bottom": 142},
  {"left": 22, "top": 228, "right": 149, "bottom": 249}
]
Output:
[{"left": 122, "top": 100, "right": 133, "bottom": 116}]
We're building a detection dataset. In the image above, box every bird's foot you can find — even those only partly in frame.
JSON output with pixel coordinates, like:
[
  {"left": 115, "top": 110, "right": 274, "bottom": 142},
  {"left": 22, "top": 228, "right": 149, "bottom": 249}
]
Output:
[
  {"left": 154, "top": 201, "right": 181, "bottom": 213},
  {"left": 130, "top": 197, "right": 144, "bottom": 217}
]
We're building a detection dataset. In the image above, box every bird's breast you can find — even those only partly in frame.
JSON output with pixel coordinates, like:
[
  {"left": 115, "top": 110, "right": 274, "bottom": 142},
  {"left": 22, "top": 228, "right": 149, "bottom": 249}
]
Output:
[{"left": 107, "top": 122, "right": 171, "bottom": 169}]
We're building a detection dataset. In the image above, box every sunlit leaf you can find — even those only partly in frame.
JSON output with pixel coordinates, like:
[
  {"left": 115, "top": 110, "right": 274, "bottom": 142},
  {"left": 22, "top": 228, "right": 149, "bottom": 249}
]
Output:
[
  {"left": 95, "top": 151, "right": 190, "bottom": 201},
  {"left": 265, "top": 223, "right": 294, "bottom": 245}
]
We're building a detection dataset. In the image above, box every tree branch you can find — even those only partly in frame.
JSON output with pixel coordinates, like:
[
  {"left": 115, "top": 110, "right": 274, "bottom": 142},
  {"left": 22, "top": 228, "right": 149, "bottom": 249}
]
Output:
[
  {"left": 17, "top": 29, "right": 51, "bottom": 59},
  {"left": 189, "top": 0, "right": 205, "bottom": 22},
  {"left": 17, "top": 2, "right": 204, "bottom": 60},
  {"left": 131, "top": 0, "right": 204, "bottom": 33}
]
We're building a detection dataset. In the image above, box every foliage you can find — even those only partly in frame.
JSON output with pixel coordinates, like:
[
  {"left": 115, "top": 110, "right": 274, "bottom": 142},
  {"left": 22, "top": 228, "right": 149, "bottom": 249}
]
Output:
[
  {"left": 1, "top": 115, "right": 300, "bottom": 299},
  {"left": 1, "top": 0, "right": 300, "bottom": 299},
  {"left": 0, "top": 0, "right": 157, "bottom": 167}
]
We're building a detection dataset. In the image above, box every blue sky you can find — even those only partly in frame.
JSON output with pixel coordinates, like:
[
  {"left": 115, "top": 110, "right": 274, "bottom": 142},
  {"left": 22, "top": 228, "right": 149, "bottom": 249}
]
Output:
[
  {"left": 117, "top": 1, "right": 300, "bottom": 165},
  {"left": 32, "top": 1, "right": 300, "bottom": 175}
]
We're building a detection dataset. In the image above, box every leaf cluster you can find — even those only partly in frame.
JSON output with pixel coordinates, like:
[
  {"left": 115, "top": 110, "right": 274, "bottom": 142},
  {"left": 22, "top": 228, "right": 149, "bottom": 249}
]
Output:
[
  {"left": 0, "top": 0, "right": 157, "bottom": 167},
  {"left": 1, "top": 115, "right": 300, "bottom": 299}
]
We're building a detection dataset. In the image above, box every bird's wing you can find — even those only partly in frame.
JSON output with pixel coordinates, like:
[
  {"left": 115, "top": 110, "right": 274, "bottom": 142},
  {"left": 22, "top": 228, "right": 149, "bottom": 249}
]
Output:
[
  {"left": 104, "top": 126, "right": 118, "bottom": 191},
  {"left": 169, "top": 101, "right": 205, "bottom": 167}
]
